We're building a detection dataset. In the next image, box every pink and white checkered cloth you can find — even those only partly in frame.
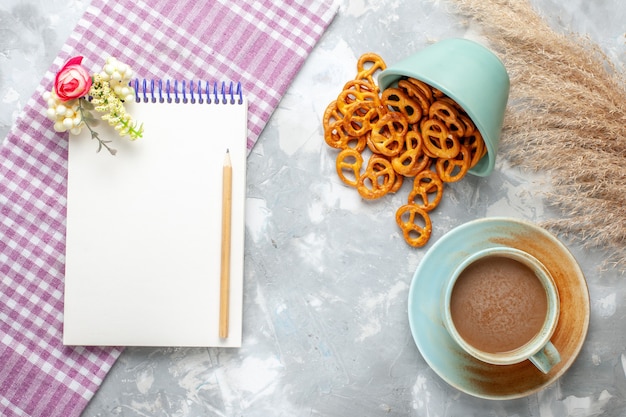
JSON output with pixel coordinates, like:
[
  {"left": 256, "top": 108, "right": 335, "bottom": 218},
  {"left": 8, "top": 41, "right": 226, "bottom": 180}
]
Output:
[{"left": 0, "top": 0, "right": 337, "bottom": 416}]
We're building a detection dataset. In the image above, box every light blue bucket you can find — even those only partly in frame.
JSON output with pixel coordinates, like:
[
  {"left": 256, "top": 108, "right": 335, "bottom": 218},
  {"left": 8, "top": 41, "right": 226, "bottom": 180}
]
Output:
[{"left": 378, "top": 38, "right": 510, "bottom": 176}]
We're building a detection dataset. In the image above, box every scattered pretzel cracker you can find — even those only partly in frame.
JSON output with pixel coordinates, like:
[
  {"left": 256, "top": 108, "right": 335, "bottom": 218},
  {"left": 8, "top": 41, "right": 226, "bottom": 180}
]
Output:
[{"left": 323, "top": 53, "right": 486, "bottom": 247}]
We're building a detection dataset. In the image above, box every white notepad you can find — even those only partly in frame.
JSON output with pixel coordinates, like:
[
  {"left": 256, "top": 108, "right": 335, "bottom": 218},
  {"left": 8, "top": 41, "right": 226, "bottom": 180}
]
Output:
[{"left": 63, "top": 80, "right": 247, "bottom": 347}]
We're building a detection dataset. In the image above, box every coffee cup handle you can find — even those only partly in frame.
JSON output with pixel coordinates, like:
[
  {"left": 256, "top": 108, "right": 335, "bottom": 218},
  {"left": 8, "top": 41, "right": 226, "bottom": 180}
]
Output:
[{"left": 529, "top": 341, "right": 561, "bottom": 373}]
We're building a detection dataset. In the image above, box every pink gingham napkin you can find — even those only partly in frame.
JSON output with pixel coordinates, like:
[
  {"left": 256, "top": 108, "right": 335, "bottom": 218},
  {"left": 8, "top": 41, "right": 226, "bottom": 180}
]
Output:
[{"left": 0, "top": 0, "right": 337, "bottom": 416}]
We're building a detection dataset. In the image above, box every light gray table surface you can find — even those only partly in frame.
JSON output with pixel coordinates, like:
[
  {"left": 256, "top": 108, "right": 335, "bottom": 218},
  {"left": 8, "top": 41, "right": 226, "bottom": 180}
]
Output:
[{"left": 2, "top": 0, "right": 626, "bottom": 416}]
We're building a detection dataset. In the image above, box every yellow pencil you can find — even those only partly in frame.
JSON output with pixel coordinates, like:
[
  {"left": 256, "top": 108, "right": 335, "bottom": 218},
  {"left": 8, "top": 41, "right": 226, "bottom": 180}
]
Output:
[{"left": 219, "top": 149, "right": 232, "bottom": 339}]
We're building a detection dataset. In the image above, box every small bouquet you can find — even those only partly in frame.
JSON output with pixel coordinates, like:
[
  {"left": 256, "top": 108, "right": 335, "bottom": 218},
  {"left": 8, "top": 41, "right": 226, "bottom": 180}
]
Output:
[{"left": 43, "top": 56, "right": 143, "bottom": 155}]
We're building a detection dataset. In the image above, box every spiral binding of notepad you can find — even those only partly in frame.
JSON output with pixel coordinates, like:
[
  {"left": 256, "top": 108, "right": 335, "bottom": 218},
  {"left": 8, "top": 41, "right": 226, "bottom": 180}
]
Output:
[{"left": 133, "top": 79, "right": 244, "bottom": 105}]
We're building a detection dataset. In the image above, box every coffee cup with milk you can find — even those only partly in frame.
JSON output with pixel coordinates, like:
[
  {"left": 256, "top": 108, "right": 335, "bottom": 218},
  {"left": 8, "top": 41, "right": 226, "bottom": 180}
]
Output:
[{"left": 441, "top": 247, "right": 561, "bottom": 373}]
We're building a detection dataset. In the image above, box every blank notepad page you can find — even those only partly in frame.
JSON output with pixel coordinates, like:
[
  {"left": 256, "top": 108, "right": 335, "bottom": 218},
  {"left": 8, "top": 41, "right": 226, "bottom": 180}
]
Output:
[{"left": 63, "top": 81, "right": 247, "bottom": 347}]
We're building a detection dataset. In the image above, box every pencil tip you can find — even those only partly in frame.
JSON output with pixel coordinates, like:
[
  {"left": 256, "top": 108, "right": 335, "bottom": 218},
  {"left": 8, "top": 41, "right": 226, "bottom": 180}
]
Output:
[{"left": 226, "top": 148, "right": 230, "bottom": 153}]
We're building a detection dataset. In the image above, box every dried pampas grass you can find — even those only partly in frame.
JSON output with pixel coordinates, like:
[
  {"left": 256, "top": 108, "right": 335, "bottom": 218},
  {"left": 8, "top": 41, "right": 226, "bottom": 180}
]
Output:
[{"left": 450, "top": 0, "right": 626, "bottom": 271}]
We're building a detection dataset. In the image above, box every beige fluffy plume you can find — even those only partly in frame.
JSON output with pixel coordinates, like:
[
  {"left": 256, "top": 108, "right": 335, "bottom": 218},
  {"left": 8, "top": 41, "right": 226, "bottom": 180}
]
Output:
[{"left": 450, "top": 0, "right": 626, "bottom": 271}]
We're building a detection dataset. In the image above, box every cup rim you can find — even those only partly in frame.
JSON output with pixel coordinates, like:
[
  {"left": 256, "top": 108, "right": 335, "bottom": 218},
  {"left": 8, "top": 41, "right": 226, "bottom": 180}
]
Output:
[{"left": 442, "top": 247, "right": 560, "bottom": 366}]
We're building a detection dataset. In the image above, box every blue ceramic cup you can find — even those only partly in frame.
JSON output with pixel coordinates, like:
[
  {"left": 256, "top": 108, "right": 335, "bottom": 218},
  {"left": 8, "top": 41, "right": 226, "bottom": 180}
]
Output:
[
  {"left": 441, "top": 246, "right": 561, "bottom": 374},
  {"left": 378, "top": 38, "right": 510, "bottom": 176}
]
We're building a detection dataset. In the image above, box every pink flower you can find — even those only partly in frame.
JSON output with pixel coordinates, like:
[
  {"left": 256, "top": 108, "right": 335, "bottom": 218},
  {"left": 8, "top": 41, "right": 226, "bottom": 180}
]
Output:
[{"left": 54, "top": 56, "right": 92, "bottom": 101}]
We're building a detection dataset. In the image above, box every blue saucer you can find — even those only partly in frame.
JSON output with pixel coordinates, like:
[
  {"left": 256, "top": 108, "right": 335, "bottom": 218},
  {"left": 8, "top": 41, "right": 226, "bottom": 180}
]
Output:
[{"left": 408, "top": 217, "right": 590, "bottom": 400}]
